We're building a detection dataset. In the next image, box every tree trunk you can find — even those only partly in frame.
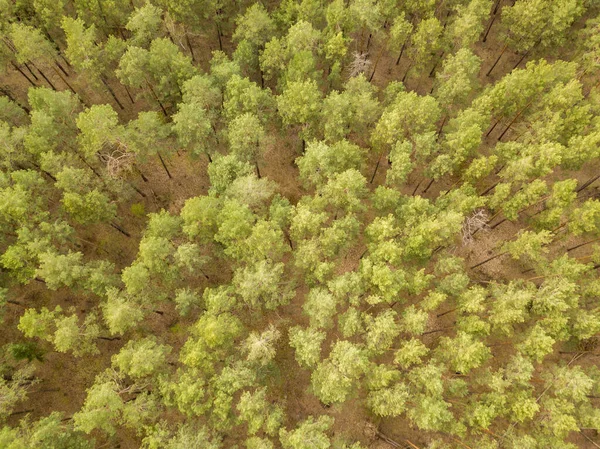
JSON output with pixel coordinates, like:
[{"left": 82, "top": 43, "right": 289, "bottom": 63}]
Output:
[
  {"left": 470, "top": 251, "right": 507, "bottom": 269},
  {"left": 216, "top": 22, "right": 223, "bottom": 51},
  {"left": 412, "top": 179, "right": 423, "bottom": 196},
  {"left": 480, "top": 181, "right": 499, "bottom": 196},
  {"left": 422, "top": 178, "right": 435, "bottom": 194},
  {"left": 255, "top": 161, "right": 261, "bottom": 179},
  {"left": 429, "top": 51, "right": 444, "bottom": 77},
  {"left": 133, "top": 164, "right": 148, "bottom": 182},
  {"left": 485, "top": 119, "right": 500, "bottom": 137},
  {"left": 396, "top": 42, "right": 406, "bottom": 65},
  {"left": 370, "top": 152, "right": 384, "bottom": 183},
  {"left": 482, "top": 12, "right": 498, "bottom": 42},
  {"left": 0, "top": 86, "right": 30, "bottom": 113},
  {"left": 31, "top": 161, "right": 57, "bottom": 181},
  {"left": 486, "top": 44, "right": 507, "bottom": 77},
  {"left": 577, "top": 173, "right": 600, "bottom": 192},
  {"left": 109, "top": 222, "right": 131, "bottom": 237},
  {"left": 146, "top": 81, "right": 167, "bottom": 117},
  {"left": 52, "top": 66, "right": 76, "bottom": 94},
  {"left": 284, "top": 231, "right": 294, "bottom": 250},
  {"left": 493, "top": 0, "right": 503, "bottom": 14},
  {"left": 512, "top": 50, "right": 529, "bottom": 71},
  {"left": 10, "top": 409, "right": 34, "bottom": 417},
  {"left": 11, "top": 62, "right": 36, "bottom": 86},
  {"left": 101, "top": 77, "right": 125, "bottom": 110},
  {"left": 402, "top": 62, "right": 412, "bottom": 83},
  {"left": 369, "top": 38, "right": 389, "bottom": 82},
  {"left": 60, "top": 54, "right": 73, "bottom": 70},
  {"left": 437, "top": 114, "right": 447, "bottom": 138},
  {"left": 497, "top": 99, "right": 533, "bottom": 141},
  {"left": 130, "top": 183, "right": 146, "bottom": 198},
  {"left": 54, "top": 59, "right": 70, "bottom": 77},
  {"left": 437, "top": 308, "right": 456, "bottom": 318},
  {"left": 23, "top": 62, "right": 39, "bottom": 81},
  {"left": 33, "top": 64, "right": 57, "bottom": 90},
  {"left": 567, "top": 237, "right": 600, "bottom": 252},
  {"left": 157, "top": 151, "right": 172, "bottom": 179},
  {"left": 211, "top": 124, "right": 220, "bottom": 145},
  {"left": 77, "top": 153, "right": 102, "bottom": 178},
  {"left": 185, "top": 32, "right": 196, "bottom": 62},
  {"left": 95, "top": 0, "right": 109, "bottom": 27},
  {"left": 490, "top": 217, "right": 507, "bottom": 229},
  {"left": 123, "top": 84, "right": 135, "bottom": 104}
]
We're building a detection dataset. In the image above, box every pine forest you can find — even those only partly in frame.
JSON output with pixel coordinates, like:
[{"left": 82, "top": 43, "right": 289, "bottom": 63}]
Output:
[{"left": 3, "top": 0, "right": 600, "bottom": 447}]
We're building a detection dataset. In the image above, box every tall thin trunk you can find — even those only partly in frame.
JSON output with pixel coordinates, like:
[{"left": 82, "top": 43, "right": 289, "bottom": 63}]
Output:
[
  {"left": 77, "top": 153, "right": 101, "bottom": 178},
  {"left": 157, "top": 151, "right": 172, "bottom": 179},
  {"left": 396, "top": 42, "right": 406, "bottom": 65},
  {"left": 96, "top": 0, "right": 109, "bottom": 27},
  {"left": 490, "top": 217, "right": 507, "bottom": 229},
  {"left": 470, "top": 251, "right": 507, "bottom": 269},
  {"left": 23, "top": 62, "right": 39, "bottom": 81},
  {"left": 486, "top": 44, "right": 507, "bottom": 77},
  {"left": 285, "top": 231, "right": 294, "bottom": 250},
  {"left": 101, "top": 77, "right": 125, "bottom": 110},
  {"left": 429, "top": 51, "right": 444, "bottom": 77},
  {"left": 512, "top": 50, "right": 529, "bottom": 71},
  {"left": 146, "top": 80, "right": 167, "bottom": 116},
  {"left": 165, "top": 28, "right": 176, "bottom": 44},
  {"left": 52, "top": 67, "right": 76, "bottom": 94},
  {"left": 370, "top": 152, "right": 384, "bottom": 183},
  {"left": 366, "top": 33, "right": 372, "bottom": 51},
  {"left": 30, "top": 161, "right": 57, "bottom": 181},
  {"left": 482, "top": 13, "right": 498, "bottom": 42},
  {"left": 486, "top": 119, "right": 500, "bottom": 137},
  {"left": 133, "top": 164, "right": 148, "bottom": 182},
  {"left": 110, "top": 222, "right": 131, "bottom": 237},
  {"left": 255, "top": 161, "right": 261, "bottom": 178},
  {"left": 11, "top": 62, "right": 36, "bottom": 86},
  {"left": 0, "top": 86, "right": 30, "bottom": 113},
  {"left": 369, "top": 38, "right": 388, "bottom": 82},
  {"left": 437, "top": 114, "right": 447, "bottom": 138},
  {"left": 123, "top": 84, "right": 135, "bottom": 103},
  {"left": 577, "top": 173, "right": 600, "bottom": 192},
  {"left": 402, "top": 62, "right": 412, "bottom": 82},
  {"left": 497, "top": 99, "right": 533, "bottom": 141},
  {"left": 216, "top": 22, "right": 223, "bottom": 51},
  {"left": 60, "top": 54, "right": 73, "bottom": 70},
  {"left": 211, "top": 124, "right": 220, "bottom": 145},
  {"left": 422, "top": 178, "right": 435, "bottom": 194},
  {"left": 567, "top": 237, "right": 600, "bottom": 252},
  {"left": 55, "top": 60, "right": 69, "bottom": 77},
  {"left": 412, "top": 179, "right": 423, "bottom": 196},
  {"left": 493, "top": 0, "right": 503, "bottom": 14},
  {"left": 479, "top": 181, "right": 499, "bottom": 196},
  {"left": 129, "top": 183, "right": 146, "bottom": 198},
  {"left": 33, "top": 64, "right": 57, "bottom": 90},
  {"left": 185, "top": 33, "right": 196, "bottom": 62}
]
